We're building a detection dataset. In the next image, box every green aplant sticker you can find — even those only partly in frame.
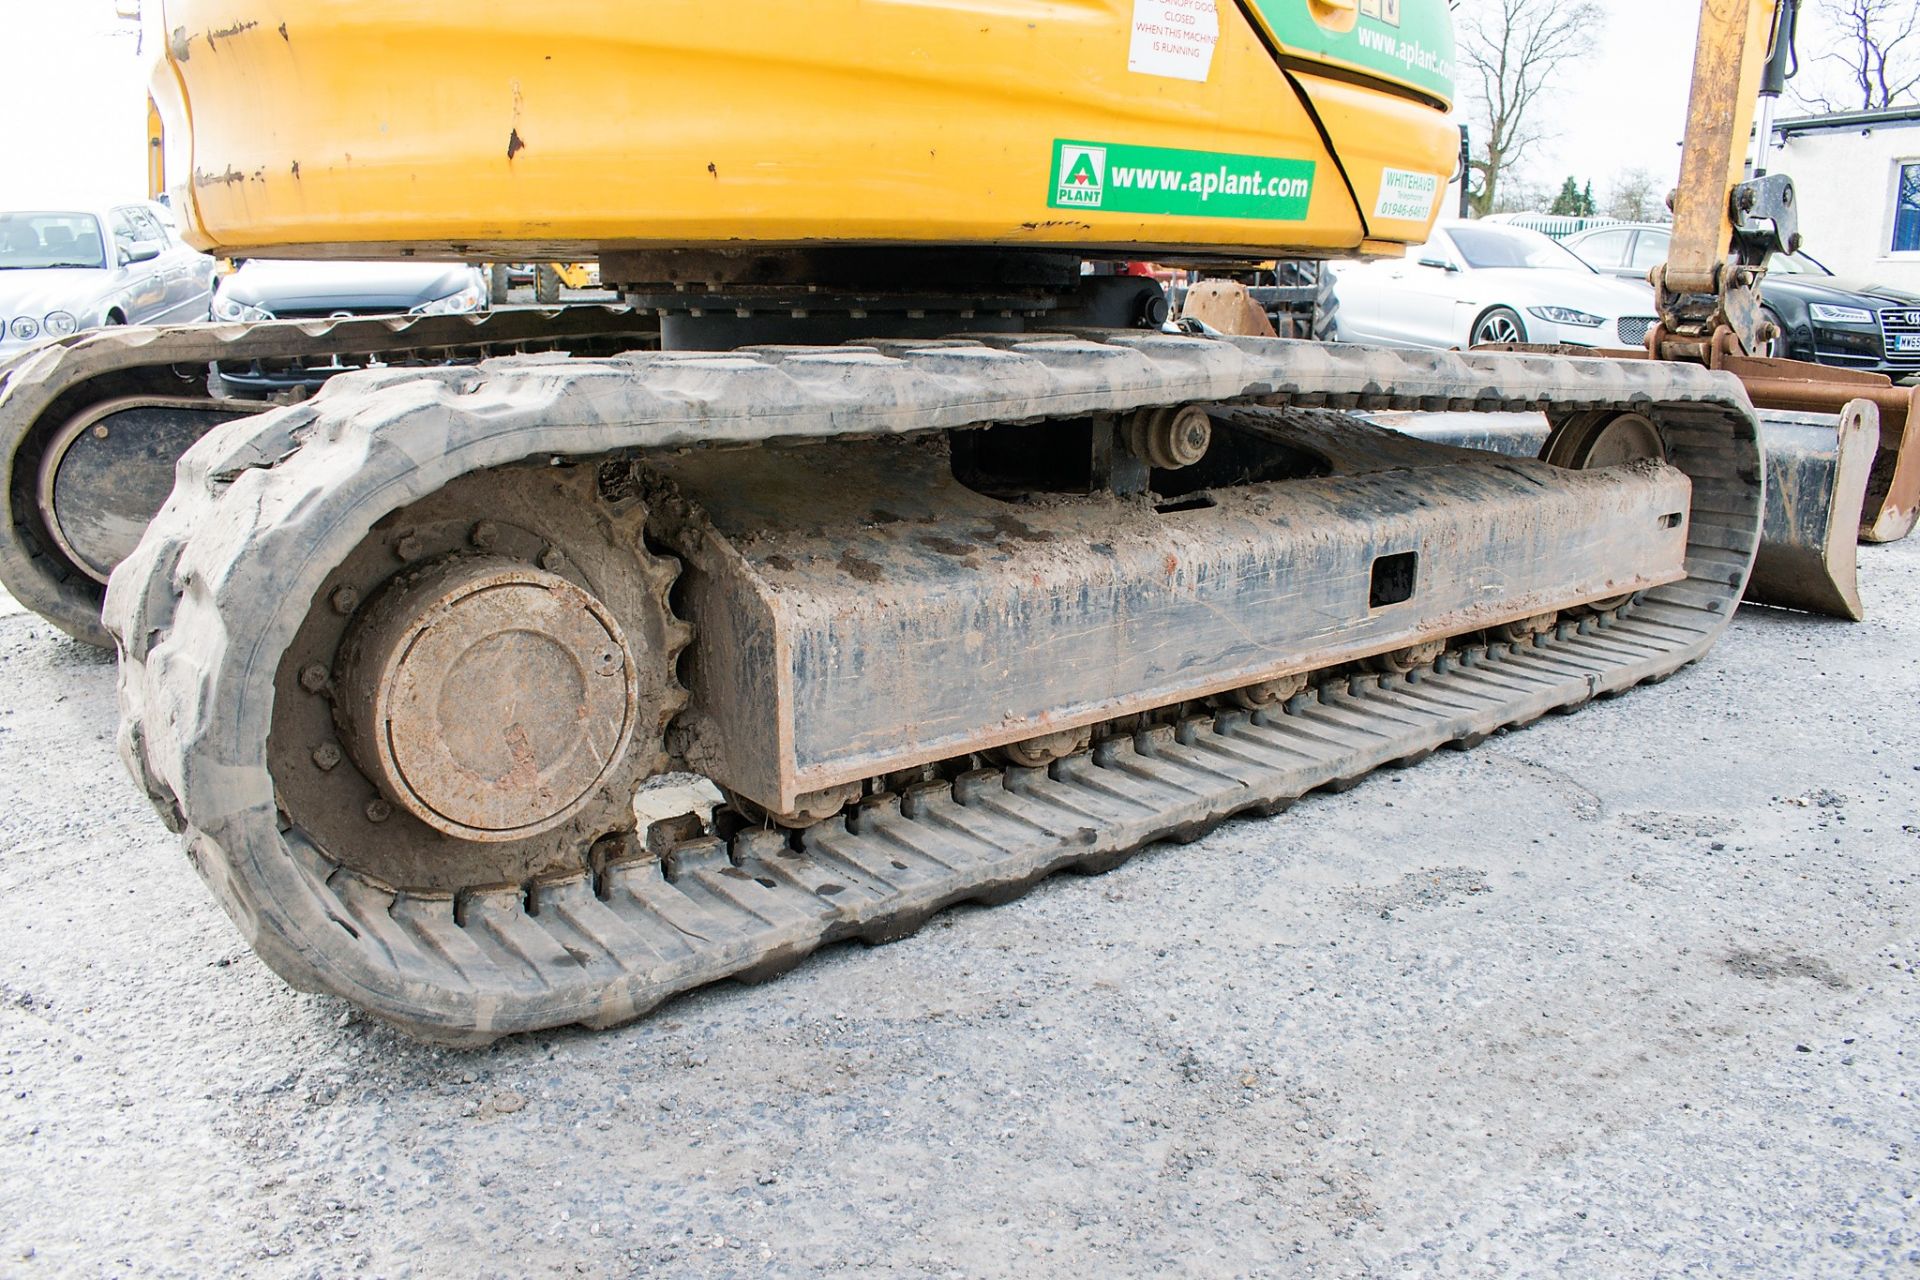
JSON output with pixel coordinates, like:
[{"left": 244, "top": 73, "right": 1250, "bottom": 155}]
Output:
[
  {"left": 1048, "top": 140, "right": 1315, "bottom": 221},
  {"left": 1244, "top": 0, "right": 1456, "bottom": 105}
]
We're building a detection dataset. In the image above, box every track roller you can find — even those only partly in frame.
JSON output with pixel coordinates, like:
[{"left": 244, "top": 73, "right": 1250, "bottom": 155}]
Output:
[{"left": 1124, "top": 404, "right": 1213, "bottom": 469}]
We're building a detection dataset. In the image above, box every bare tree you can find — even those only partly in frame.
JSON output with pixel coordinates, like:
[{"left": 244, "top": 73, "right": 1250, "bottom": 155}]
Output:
[
  {"left": 1488, "top": 174, "right": 1553, "bottom": 215},
  {"left": 1455, "top": 0, "right": 1605, "bottom": 218},
  {"left": 1605, "top": 167, "right": 1666, "bottom": 222},
  {"left": 1791, "top": 0, "right": 1920, "bottom": 112}
]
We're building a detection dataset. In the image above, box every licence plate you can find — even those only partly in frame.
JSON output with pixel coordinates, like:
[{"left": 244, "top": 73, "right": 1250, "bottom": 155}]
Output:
[{"left": 1892, "top": 334, "right": 1920, "bottom": 353}]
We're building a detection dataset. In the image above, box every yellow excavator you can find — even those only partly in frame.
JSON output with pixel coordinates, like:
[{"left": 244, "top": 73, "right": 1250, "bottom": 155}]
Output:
[{"left": 0, "top": 0, "right": 1852, "bottom": 1042}]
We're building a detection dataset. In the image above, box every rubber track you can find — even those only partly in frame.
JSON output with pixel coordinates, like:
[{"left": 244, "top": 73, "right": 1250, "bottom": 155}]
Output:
[
  {"left": 106, "top": 331, "right": 1762, "bottom": 1044},
  {"left": 0, "top": 306, "right": 656, "bottom": 645}
]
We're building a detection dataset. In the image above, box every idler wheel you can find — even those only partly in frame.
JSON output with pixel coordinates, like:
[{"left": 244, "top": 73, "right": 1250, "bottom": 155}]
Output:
[
  {"left": 334, "top": 556, "right": 638, "bottom": 843},
  {"left": 1542, "top": 411, "right": 1665, "bottom": 471},
  {"left": 1543, "top": 411, "right": 1667, "bottom": 611},
  {"left": 1124, "top": 405, "right": 1213, "bottom": 470}
]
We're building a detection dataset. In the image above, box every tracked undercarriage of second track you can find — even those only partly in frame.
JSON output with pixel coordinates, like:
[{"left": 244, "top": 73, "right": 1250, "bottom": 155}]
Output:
[{"left": 107, "top": 331, "right": 1762, "bottom": 1043}]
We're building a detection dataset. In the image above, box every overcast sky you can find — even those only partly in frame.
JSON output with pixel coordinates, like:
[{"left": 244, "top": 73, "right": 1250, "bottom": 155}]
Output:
[
  {"left": 1515, "top": 0, "right": 1705, "bottom": 200},
  {"left": 0, "top": 0, "right": 1852, "bottom": 213},
  {"left": 1494, "top": 0, "right": 1854, "bottom": 205}
]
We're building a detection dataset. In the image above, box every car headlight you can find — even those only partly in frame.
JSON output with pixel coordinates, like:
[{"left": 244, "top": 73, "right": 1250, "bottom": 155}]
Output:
[
  {"left": 408, "top": 279, "right": 488, "bottom": 317},
  {"left": 42, "top": 311, "right": 78, "bottom": 338},
  {"left": 8, "top": 316, "right": 40, "bottom": 343},
  {"left": 211, "top": 293, "right": 273, "bottom": 322},
  {"left": 1809, "top": 303, "right": 1874, "bottom": 325},
  {"left": 1526, "top": 305, "right": 1605, "bottom": 328}
]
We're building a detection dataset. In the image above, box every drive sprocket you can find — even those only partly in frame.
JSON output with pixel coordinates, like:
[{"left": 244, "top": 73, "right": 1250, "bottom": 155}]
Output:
[{"left": 269, "top": 464, "right": 689, "bottom": 892}]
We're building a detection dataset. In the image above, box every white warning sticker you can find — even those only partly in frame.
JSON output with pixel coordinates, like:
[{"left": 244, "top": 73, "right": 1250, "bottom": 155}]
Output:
[
  {"left": 1128, "top": 0, "right": 1220, "bottom": 83},
  {"left": 1374, "top": 168, "right": 1442, "bottom": 222}
]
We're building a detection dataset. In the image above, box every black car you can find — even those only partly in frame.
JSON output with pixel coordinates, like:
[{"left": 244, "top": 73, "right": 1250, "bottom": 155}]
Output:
[{"left": 1564, "top": 222, "right": 1920, "bottom": 382}]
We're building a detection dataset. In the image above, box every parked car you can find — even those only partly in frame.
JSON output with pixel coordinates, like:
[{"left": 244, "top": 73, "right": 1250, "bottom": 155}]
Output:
[
  {"left": 1565, "top": 221, "right": 1920, "bottom": 379},
  {"left": 212, "top": 259, "right": 490, "bottom": 322},
  {"left": 209, "top": 259, "right": 492, "bottom": 394},
  {"left": 1328, "top": 222, "right": 1660, "bottom": 352},
  {"left": 0, "top": 202, "right": 215, "bottom": 354}
]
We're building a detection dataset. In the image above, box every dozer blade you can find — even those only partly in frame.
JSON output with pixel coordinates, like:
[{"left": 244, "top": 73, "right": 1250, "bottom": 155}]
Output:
[
  {"left": 1180, "top": 280, "right": 1279, "bottom": 337},
  {"left": 1378, "top": 403, "right": 1878, "bottom": 621}
]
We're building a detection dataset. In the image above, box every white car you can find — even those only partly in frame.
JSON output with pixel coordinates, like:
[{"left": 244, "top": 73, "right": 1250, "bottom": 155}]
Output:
[
  {"left": 0, "top": 202, "right": 215, "bottom": 354},
  {"left": 1329, "top": 222, "right": 1660, "bottom": 352}
]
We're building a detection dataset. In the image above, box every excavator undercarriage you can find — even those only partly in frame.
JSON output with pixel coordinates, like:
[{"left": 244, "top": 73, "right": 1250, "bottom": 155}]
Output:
[{"left": 106, "top": 328, "right": 1759, "bottom": 1042}]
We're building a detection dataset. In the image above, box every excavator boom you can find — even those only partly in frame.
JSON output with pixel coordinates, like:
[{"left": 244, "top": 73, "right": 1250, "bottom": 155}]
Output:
[{"left": 1654, "top": 0, "right": 1795, "bottom": 360}]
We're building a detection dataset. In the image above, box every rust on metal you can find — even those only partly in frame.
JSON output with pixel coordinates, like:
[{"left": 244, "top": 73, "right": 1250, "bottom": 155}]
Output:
[
  {"left": 1706, "top": 334, "right": 1920, "bottom": 544},
  {"left": 1123, "top": 404, "right": 1213, "bottom": 469},
  {"left": 1180, "top": 280, "right": 1278, "bottom": 338},
  {"left": 1380, "top": 402, "right": 1876, "bottom": 621},
  {"left": 335, "top": 557, "right": 640, "bottom": 842},
  {"left": 1482, "top": 337, "right": 1917, "bottom": 547},
  {"left": 1363, "top": 640, "right": 1447, "bottom": 675},
  {"left": 108, "top": 331, "right": 1765, "bottom": 1040},
  {"left": 998, "top": 726, "right": 1094, "bottom": 768},
  {"left": 267, "top": 466, "right": 687, "bottom": 891},
  {"left": 1745, "top": 400, "right": 1878, "bottom": 621},
  {"left": 1224, "top": 671, "right": 1309, "bottom": 711},
  {"left": 648, "top": 412, "right": 1693, "bottom": 815}
]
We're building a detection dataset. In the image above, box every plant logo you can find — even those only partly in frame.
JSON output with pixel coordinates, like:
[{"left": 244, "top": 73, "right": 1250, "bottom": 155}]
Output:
[{"left": 1056, "top": 145, "right": 1107, "bottom": 208}]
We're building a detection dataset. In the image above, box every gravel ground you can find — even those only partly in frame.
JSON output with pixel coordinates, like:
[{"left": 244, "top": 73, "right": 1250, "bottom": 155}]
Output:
[{"left": 1, "top": 534, "right": 1916, "bottom": 1278}]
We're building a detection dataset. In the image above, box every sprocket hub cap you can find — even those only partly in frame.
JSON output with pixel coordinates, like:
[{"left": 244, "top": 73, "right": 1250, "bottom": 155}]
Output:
[{"left": 336, "top": 556, "right": 638, "bottom": 842}]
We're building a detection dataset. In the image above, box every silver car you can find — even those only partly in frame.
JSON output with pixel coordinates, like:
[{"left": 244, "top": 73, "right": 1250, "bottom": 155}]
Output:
[
  {"left": 212, "top": 259, "right": 491, "bottom": 322},
  {"left": 0, "top": 202, "right": 216, "bottom": 354}
]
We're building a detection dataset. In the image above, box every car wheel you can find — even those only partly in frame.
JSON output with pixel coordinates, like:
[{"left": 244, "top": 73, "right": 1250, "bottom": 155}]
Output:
[
  {"left": 1760, "top": 306, "right": 1787, "bottom": 359},
  {"left": 105, "top": 311, "right": 127, "bottom": 326},
  {"left": 1471, "top": 306, "right": 1526, "bottom": 348}
]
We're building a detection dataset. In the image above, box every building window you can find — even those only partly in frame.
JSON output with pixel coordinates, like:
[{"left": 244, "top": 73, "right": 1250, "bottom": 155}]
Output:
[{"left": 1897, "top": 162, "right": 1920, "bottom": 253}]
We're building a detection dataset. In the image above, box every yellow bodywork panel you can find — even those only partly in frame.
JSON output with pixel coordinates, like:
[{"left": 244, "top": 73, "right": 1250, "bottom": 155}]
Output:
[
  {"left": 146, "top": 96, "right": 167, "bottom": 203},
  {"left": 153, "top": 0, "right": 1457, "bottom": 261}
]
